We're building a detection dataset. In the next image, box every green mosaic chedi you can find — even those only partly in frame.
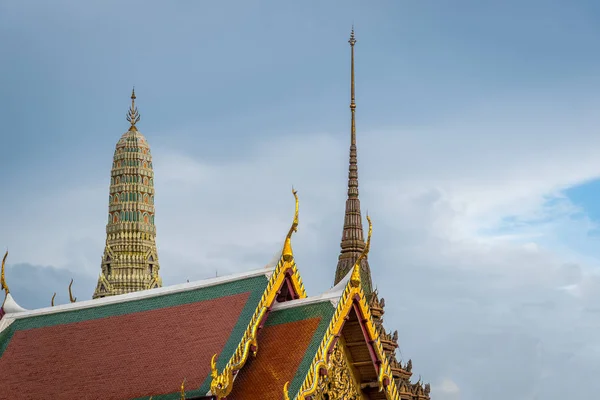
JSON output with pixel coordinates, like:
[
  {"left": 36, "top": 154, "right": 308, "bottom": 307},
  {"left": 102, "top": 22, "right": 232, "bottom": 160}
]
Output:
[{"left": 93, "top": 89, "right": 162, "bottom": 299}]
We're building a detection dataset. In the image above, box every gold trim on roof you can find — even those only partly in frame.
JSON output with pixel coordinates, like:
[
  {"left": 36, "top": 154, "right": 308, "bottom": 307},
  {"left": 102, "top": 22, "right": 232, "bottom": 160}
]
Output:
[
  {"left": 283, "top": 217, "right": 401, "bottom": 400},
  {"left": 209, "top": 189, "right": 307, "bottom": 399}
]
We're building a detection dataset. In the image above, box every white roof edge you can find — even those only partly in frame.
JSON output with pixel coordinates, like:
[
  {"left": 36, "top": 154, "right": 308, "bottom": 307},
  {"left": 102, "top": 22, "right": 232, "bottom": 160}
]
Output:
[
  {"left": 6, "top": 266, "right": 275, "bottom": 322},
  {"left": 271, "top": 288, "right": 344, "bottom": 311},
  {"left": 0, "top": 316, "right": 15, "bottom": 333}
]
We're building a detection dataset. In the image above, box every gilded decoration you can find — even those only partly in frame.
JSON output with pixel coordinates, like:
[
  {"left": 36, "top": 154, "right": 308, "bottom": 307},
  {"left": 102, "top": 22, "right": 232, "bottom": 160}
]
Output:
[
  {"left": 312, "top": 341, "right": 362, "bottom": 400},
  {"left": 1, "top": 250, "right": 8, "bottom": 307},
  {"left": 209, "top": 190, "right": 307, "bottom": 399},
  {"left": 284, "top": 217, "right": 401, "bottom": 400}
]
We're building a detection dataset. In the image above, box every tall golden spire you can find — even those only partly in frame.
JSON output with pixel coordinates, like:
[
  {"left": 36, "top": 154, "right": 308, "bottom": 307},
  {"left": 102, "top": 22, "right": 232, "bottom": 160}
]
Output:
[
  {"left": 126, "top": 87, "right": 141, "bottom": 129},
  {"left": 334, "top": 27, "right": 373, "bottom": 296}
]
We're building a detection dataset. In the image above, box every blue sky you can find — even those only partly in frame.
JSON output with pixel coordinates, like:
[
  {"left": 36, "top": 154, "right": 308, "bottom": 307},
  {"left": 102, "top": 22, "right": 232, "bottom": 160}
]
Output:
[{"left": 2, "top": 1, "right": 600, "bottom": 399}]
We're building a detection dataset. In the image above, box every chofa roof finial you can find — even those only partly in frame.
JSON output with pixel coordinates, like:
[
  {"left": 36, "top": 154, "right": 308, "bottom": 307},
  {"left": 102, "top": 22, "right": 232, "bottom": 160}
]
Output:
[
  {"left": 282, "top": 187, "right": 299, "bottom": 262},
  {"left": 1, "top": 250, "right": 8, "bottom": 296},
  {"left": 68, "top": 279, "right": 77, "bottom": 303}
]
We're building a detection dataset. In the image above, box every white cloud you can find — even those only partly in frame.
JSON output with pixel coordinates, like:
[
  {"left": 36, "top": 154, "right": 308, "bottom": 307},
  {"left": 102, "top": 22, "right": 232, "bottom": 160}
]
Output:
[{"left": 436, "top": 378, "right": 460, "bottom": 400}]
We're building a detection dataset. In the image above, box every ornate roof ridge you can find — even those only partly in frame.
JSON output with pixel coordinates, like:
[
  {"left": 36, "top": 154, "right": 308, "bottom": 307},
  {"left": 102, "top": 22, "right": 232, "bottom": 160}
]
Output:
[{"left": 0, "top": 267, "right": 274, "bottom": 332}]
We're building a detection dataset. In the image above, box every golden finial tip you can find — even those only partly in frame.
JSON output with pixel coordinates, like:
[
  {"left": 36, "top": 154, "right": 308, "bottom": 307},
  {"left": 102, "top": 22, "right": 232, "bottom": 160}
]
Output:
[{"left": 131, "top": 86, "right": 136, "bottom": 100}]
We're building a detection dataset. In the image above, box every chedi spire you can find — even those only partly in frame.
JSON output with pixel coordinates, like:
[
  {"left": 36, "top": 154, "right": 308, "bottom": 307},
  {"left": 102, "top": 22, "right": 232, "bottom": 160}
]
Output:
[
  {"left": 334, "top": 28, "right": 373, "bottom": 297},
  {"left": 93, "top": 89, "right": 162, "bottom": 298}
]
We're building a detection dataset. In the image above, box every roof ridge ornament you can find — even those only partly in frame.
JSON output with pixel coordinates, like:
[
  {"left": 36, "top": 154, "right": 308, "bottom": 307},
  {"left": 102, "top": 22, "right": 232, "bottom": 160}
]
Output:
[
  {"left": 282, "top": 187, "right": 299, "bottom": 262},
  {"left": 68, "top": 279, "right": 77, "bottom": 303},
  {"left": 51, "top": 292, "right": 56, "bottom": 307},
  {"left": 126, "top": 87, "right": 141, "bottom": 130},
  {"left": 1, "top": 250, "right": 8, "bottom": 295},
  {"left": 1, "top": 250, "right": 8, "bottom": 308},
  {"left": 351, "top": 214, "right": 371, "bottom": 287}
]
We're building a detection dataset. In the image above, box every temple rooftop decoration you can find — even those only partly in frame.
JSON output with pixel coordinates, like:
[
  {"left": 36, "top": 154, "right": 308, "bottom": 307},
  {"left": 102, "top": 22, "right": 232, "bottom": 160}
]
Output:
[
  {"left": 93, "top": 88, "right": 162, "bottom": 298},
  {"left": 0, "top": 30, "right": 432, "bottom": 400}
]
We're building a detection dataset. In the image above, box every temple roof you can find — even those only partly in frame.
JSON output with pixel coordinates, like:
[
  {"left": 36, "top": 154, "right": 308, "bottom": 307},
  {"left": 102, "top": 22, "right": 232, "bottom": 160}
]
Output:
[
  {"left": 0, "top": 268, "right": 277, "bottom": 400},
  {"left": 228, "top": 298, "right": 336, "bottom": 399}
]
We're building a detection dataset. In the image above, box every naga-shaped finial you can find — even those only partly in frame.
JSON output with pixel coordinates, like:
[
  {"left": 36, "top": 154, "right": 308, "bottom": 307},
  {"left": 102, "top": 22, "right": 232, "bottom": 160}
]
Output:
[
  {"left": 51, "top": 292, "right": 56, "bottom": 307},
  {"left": 1, "top": 250, "right": 8, "bottom": 295},
  {"left": 350, "top": 214, "right": 372, "bottom": 287},
  {"left": 282, "top": 187, "right": 299, "bottom": 262},
  {"left": 180, "top": 378, "right": 186, "bottom": 400},
  {"left": 68, "top": 279, "right": 77, "bottom": 303},
  {"left": 126, "top": 87, "right": 141, "bottom": 129},
  {"left": 210, "top": 354, "right": 233, "bottom": 399}
]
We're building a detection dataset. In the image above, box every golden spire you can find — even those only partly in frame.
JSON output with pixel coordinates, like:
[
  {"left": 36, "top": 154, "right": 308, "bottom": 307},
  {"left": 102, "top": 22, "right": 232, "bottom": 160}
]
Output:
[
  {"left": 1, "top": 250, "right": 8, "bottom": 295},
  {"left": 68, "top": 279, "right": 77, "bottom": 303},
  {"left": 126, "top": 87, "right": 141, "bottom": 129},
  {"left": 351, "top": 215, "right": 371, "bottom": 287},
  {"left": 282, "top": 187, "right": 299, "bottom": 262}
]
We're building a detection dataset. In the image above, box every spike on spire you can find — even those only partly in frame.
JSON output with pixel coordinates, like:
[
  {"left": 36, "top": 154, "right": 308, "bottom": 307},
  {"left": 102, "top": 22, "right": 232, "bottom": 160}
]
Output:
[
  {"left": 334, "top": 28, "right": 373, "bottom": 297},
  {"left": 126, "top": 86, "right": 141, "bottom": 129}
]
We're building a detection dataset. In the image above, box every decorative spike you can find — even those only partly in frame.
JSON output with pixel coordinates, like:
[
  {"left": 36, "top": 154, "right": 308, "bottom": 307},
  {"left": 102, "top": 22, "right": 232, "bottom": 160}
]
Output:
[
  {"left": 281, "top": 187, "right": 299, "bottom": 262},
  {"left": 180, "top": 378, "right": 186, "bottom": 400},
  {"left": 51, "top": 292, "right": 56, "bottom": 307},
  {"left": 1, "top": 250, "right": 8, "bottom": 295},
  {"left": 68, "top": 279, "right": 77, "bottom": 303},
  {"left": 282, "top": 381, "right": 291, "bottom": 400}
]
